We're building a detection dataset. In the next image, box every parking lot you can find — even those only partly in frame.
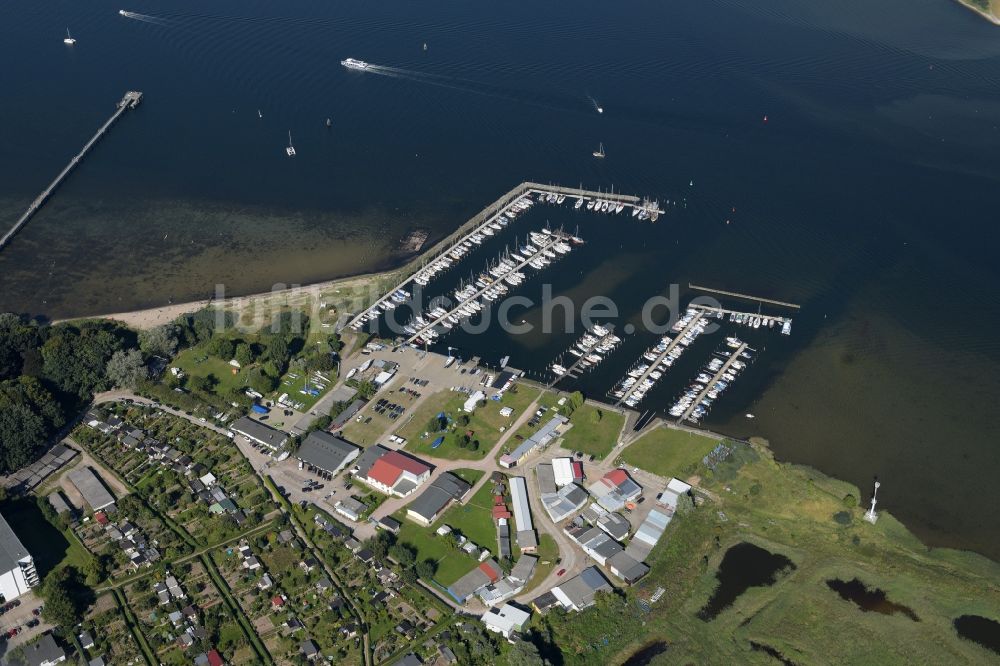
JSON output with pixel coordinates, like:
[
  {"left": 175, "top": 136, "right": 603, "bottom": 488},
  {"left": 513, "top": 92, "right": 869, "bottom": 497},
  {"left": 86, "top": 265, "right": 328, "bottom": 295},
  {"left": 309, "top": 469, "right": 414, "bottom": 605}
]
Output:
[{"left": 0, "top": 592, "right": 49, "bottom": 653}]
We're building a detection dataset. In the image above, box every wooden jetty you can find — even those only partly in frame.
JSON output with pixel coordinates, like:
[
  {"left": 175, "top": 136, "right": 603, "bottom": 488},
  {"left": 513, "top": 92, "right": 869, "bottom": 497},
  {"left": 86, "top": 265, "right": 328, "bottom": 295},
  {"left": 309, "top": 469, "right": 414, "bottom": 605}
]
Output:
[
  {"left": 0, "top": 91, "right": 143, "bottom": 251},
  {"left": 677, "top": 342, "right": 748, "bottom": 423},
  {"left": 688, "top": 283, "right": 800, "bottom": 309}
]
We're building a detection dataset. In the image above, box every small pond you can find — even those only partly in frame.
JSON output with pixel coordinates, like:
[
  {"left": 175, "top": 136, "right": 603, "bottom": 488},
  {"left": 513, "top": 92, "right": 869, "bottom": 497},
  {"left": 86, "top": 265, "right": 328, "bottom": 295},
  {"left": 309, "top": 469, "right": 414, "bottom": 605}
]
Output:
[
  {"left": 698, "top": 542, "right": 795, "bottom": 621},
  {"left": 954, "top": 615, "right": 1000, "bottom": 655},
  {"left": 825, "top": 578, "right": 919, "bottom": 621},
  {"left": 621, "top": 641, "right": 668, "bottom": 666}
]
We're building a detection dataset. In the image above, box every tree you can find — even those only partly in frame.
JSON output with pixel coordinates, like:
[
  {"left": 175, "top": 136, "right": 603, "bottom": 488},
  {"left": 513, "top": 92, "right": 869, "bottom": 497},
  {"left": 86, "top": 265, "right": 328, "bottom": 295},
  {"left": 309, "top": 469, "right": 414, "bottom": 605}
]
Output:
[
  {"left": 209, "top": 338, "right": 235, "bottom": 361},
  {"left": 235, "top": 342, "right": 254, "bottom": 367},
  {"left": 41, "top": 322, "right": 129, "bottom": 400},
  {"left": 0, "top": 313, "right": 41, "bottom": 380},
  {"left": 106, "top": 349, "right": 148, "bottom": 389},
  {"left": 389, "top": 543, "right": 416, "bottom": 566},
  {"left": 41, "top": 566, "right": 93, "bottom": 629},
  {"left": 504, "top": 639, "right": 547, "bottom": 666},
  {"left": 415, "top": 559, "right": 437, "bottom": 580},
  {"left": 138, "top": 324, "right": 179, "bottom": 358},
  {"left": 0, "top": 377, "right": 65, "bottom": 473}
]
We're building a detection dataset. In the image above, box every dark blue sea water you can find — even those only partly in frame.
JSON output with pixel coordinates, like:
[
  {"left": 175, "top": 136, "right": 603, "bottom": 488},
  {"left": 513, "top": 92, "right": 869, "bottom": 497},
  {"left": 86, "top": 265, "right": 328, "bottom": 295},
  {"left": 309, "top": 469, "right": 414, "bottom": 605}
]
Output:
[{"left": 1, "top": 0, "right": 999, "bottom": 557}]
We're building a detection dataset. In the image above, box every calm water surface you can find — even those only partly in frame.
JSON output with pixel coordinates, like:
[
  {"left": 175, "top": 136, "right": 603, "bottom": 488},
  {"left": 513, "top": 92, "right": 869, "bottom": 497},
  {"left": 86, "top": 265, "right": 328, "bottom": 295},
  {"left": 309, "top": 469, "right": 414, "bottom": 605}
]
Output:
[{"left": 1, "top": 0, "right": 999, "bottom": 557}]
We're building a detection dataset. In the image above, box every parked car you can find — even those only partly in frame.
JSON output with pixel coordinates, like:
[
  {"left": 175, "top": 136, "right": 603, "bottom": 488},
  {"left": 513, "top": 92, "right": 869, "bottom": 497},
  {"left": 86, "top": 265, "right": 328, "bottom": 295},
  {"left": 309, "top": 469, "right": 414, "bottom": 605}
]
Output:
[{"left": 556, "top": 568, "right": 566, "bottom": 577}]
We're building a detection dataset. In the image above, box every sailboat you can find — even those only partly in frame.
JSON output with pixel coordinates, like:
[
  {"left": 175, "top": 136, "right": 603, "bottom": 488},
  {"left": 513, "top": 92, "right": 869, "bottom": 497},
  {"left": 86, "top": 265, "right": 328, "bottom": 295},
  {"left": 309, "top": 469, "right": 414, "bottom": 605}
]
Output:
[
  {"left": 63, "top": 28, "right": 76, "bottom": 45},
  {"left": 286, "top": 131, "right": 296, "bottom": 157},
  {"left": 325, "top": 117, "right": 332, "bottom": 128},
  {"left": 257, "top": 109, "right": 262, "bottom": 119},
  {"left": 592, "top": 142, "right": 605, "bottom": 159}
]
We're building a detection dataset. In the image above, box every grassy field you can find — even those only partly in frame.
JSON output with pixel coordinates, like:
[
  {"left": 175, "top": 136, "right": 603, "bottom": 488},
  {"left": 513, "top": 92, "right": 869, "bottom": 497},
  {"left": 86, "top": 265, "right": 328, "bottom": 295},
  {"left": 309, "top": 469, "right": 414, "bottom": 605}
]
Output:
[
  {"left": 521, "top": 533, "right": 559, "bottom": 595},
  {"left": 340, "top": 408, "right": 392, "bottom": 446},
  {"left": 443, "top": 481, "right": 499, "bottom": 549},
  {"left": 450, "top": 468, "right": 486, "bottom": 487},
  {"left": 394, "top": 480, "right": 500, "bottom": 586},
  {"left": 0, "top": 498, "right": 90, "bottom": 577},
  {"left": 558, "top": 404, "right": 626, "bottom": 459},
  {"left": 172, "top": 349, "right": 249, "bottom": 395},
  {"left": 534, "top": 440, "right": 1000, "bottom": 665},
  {"left": 396, "top": 385, "right": 540, "bottom": 461},
  {"left": 275, "top": 367, "right": 336, "bottom": 411},
  {"left": 619, "top": 425, "right": 722, "bottom": 479}
]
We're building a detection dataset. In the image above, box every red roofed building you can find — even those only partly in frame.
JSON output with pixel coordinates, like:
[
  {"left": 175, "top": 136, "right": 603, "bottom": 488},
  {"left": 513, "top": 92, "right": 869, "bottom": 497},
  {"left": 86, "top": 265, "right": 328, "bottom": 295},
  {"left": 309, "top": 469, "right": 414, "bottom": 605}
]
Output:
[
  {"left": 207, "top": 649, "right": 225, "bottom": 666},
  {"left": 360, "top": 450, "right": 431, "bottom": 498},
  {"left": 478, "top": 561, "right": 501, "bottom": 582},
  {"left": 572, "top": 461, "right": 585, "bottom": 482},
  {"left": 94, "top": 511, "right": 109, "bottom": 526},
  {"left": 492, "top": 505, "right": 511, "bottom": 520},
  {"left": 271, "top": 595, "right": 285, "bottom": 609},
  {"left": 604, "top": 469, "right": 628, "bottom": 487}
]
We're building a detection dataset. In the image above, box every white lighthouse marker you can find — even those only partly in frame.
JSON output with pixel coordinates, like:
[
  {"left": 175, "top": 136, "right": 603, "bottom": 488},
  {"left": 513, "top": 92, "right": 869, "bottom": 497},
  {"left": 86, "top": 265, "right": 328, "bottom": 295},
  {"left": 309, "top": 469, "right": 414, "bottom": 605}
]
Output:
[{"left": 864, "top": 480, "right": 881, "bottom": 524}]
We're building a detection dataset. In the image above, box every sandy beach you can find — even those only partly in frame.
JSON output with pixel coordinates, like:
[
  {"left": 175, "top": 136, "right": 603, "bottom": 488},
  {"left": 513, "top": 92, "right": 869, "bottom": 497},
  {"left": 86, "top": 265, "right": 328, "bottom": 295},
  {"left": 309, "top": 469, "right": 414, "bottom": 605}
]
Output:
[{"left": 62, "top": 269, "right": 402, "bottom": 330}]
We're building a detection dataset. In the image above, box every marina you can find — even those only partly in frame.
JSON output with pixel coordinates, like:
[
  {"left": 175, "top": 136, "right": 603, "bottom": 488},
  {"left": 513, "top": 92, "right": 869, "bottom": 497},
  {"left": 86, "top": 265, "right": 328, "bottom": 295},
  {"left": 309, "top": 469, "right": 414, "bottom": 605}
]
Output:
[
  {"left": 346, "top": 181, "right": 659, "bottom": 331},
  {"left": 404, "top": 227, "right": 578, "bottom": 345},
  {"left": 0, "top": 91, "right": 143, "bottom": 252},
  {"left": 610, "top": 308, "right": 709, "bottom": 408},
  {"left": 548, "top": 323, "right": 622, "bottom": 386},
  {"left": 671, "top": 340, "right": 752, "bottom": 424},
  {"left": 688, "top": 304, "right": 793, "bottom": 336}
]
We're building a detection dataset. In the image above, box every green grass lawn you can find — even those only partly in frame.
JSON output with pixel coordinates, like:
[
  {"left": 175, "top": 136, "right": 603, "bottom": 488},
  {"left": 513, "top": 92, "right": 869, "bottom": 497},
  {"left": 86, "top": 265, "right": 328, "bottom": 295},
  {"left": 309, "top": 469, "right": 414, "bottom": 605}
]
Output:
[
  {"left": 0, "top": 498, "right": 90, "bottom": 577},
  {"left": 339, "top": 408, "right": 390, "bottom": 446},
  {"left": 559, "top": 403, "right": 626, "bottom": 459},
  {"left": 521, "top": 533, "right": 558, "bottom": 595},
  {"left": 397, "top": 384, "right": 541, "bottom": 461},
  {"left": 172, "top": 348, "right": 251, "bottom": 395},
  {"left": 394, "top": 479, "right": 501, "bottom": 586},
  {"left": 394, "top": 518, "right": 479, "bottom": 587},
  {"left": 442, "top": 482, "right": 498, "bottom": 549},
  {"left": 275, "top": 367, "right": 336, "bottom": 411},
  {"left": 620, "top": 425, "right": 722, "bottom": 478},
  {"left": 450, "top": 468, "right": 486, "bottom": 487}
]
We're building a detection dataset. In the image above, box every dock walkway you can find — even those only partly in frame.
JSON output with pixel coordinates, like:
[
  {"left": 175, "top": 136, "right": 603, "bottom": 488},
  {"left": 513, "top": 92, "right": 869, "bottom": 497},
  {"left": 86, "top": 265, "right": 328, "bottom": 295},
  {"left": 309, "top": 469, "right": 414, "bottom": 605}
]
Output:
[
  {"left": 0, "top": 91, "right": 143, "bottom": 251},
  {"left": 404, "top": 232, "right": 570, "bottom": 344},
  {"left": 614, "top": 312, "right": 707, "bottom": 407},
  {"left": 677, "top": 342, "right": 748, "bottom": 423},
  {"left": 688, "top": 303, "right": 792, "bottom": 327},
  {"left": 347, "top": 182, "right": 651, "bottom": 330},
  {"left": 548, "top": 326, "right": 619, "bottom": 388}
]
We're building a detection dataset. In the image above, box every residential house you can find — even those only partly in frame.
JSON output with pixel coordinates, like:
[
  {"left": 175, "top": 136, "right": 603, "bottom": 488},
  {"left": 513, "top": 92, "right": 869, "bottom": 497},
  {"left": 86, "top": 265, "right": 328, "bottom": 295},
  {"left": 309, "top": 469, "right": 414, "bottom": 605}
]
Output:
[{"left": 482, "top": 603, "right": 530, "bottom": 639}]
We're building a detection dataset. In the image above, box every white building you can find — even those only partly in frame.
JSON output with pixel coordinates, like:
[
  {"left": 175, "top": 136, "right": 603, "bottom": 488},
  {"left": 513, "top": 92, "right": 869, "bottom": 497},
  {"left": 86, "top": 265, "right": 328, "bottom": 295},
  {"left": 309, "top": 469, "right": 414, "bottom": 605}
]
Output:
[
  {"left": 0, "top": 512, "right": 38, "bottom": 601},
  {"left": 463, "top": 390, "right": 486, "bottom": 413},
  {"left": 552, "top": 458, "right": 574, "bottom": 487},
  {"left": 482, "top": 603, "right": 530, "bottom": 638}
]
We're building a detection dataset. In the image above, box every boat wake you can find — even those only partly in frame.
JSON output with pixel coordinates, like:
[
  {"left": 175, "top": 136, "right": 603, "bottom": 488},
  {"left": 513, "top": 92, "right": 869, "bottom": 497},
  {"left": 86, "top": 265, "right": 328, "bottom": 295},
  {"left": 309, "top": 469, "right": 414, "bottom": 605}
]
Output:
[
  {"left": 587, "top": 95, "right": 604, "bottom": 114},
  {"left": 356, "top": 62, "right": 581, "bottom": 114},
  {"left": 118, "top": 10, "right": 175, "bottom": 26}
]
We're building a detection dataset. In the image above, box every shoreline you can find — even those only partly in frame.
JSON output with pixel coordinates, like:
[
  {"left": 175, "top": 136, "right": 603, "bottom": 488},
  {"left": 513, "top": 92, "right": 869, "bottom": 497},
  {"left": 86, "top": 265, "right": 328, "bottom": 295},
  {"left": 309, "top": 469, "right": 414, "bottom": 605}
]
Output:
[{"left": 953, "top": 0, "right": 1000, "bottom": 24}]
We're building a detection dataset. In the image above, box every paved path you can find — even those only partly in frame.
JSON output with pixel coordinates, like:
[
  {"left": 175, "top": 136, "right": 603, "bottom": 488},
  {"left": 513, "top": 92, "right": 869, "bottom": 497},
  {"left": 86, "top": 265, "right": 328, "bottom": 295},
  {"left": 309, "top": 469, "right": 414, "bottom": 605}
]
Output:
[{"left": 93, "top": 390, "right": 233, "bottom": 438}]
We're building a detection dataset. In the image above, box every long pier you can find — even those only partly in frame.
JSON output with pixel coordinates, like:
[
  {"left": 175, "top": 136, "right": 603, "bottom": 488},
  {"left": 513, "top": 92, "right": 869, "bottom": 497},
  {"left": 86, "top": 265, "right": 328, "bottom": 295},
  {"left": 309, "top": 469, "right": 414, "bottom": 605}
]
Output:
[
  {"left": 677, "top": 342, "right": 748, "bottom": 423},
  {"left": 688, "top": 284, "right": 800, "bottom": 309},
  {"left": 404, "top": 232, "right": 571, "bottom": 344},
  {"left": 614, "top": 312, "right": 708, "bottom": 407},
  {"left": 347, "top": 181, "right": 652, "bottom": 329},
  {"left": 0, "top": 91, "right": 143, "bottom": 251}
]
